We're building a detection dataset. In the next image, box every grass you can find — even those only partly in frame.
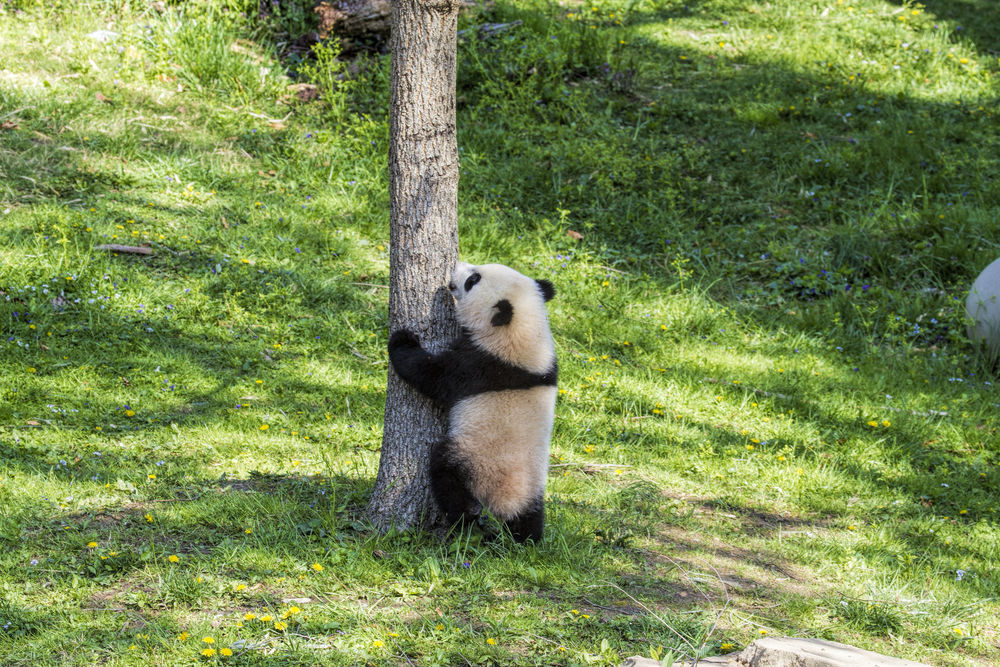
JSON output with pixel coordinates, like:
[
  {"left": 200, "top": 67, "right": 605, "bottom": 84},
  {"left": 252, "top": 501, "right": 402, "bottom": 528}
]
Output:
[{"left": 1, "top": 0, "right": 999, "bottom": 664}]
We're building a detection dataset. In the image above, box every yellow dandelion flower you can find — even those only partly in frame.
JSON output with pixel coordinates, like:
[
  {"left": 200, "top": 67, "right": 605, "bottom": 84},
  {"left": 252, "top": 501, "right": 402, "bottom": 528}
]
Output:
[
  {"left": 220, "top": 648, "right": 233, "bottom": 657},
  {"left": 882, "top": 420, "right": 891, "bottom": 427},
  {"left": 311, "top": 562, "right": 324, "bottom": 572},
  {"left": 373, "top": 640, "right": 384, "bottom": 648},
  {"left": 487, "top": 638, "right": 497, "bottom": 645},
  {"left": 168, "top": 554, "right": 179, "bottom": 563},
  {"left": 274, "top": 622, "right": 286, "bottom": 631},
  {"left": 87, "top": 541, "right": 98, "bottom": 548},
  {"left": 177, "top": 632, "right": 190, "bottom": 641},
  {"left": 244, "top": 613, "right": 256, "bottom": 621},
  {"left": 202, "top": 636, "right": 214, "bottom": 644},
  {"left": 201, "top": 648, "right": 216, "bottom": 657},
  {"left": 260, "top": 424, "right": 269, "bottom": 431}
]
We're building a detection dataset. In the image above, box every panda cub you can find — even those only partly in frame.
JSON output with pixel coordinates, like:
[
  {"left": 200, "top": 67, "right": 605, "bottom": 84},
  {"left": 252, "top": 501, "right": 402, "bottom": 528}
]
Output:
[{"left": 388, "top": 262, "right": 557, "bottom": 543}]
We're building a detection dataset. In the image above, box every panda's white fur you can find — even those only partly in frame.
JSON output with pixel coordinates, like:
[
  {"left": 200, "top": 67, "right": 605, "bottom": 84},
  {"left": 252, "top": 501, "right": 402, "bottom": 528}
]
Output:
[
  {"left": 449, "top": 387, "right": 556, "bottom": 519},
  {"left": 450, "top": 262, "right": 556, "bottom": 374},
  {"left": 387, "top": 261, "right": 557, "bottom": 542}
]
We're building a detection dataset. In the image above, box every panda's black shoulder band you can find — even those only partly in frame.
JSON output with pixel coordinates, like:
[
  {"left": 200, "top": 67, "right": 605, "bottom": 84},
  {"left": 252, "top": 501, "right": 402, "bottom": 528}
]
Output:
[{"left": 442, "top": 335, "right": 557, "bottom": 405}]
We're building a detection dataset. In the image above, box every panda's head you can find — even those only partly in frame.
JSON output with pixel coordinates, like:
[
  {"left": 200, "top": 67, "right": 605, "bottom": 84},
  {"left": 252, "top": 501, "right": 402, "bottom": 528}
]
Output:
[{"left": 449, "top": 262, "right": 556, "bottom": 373}]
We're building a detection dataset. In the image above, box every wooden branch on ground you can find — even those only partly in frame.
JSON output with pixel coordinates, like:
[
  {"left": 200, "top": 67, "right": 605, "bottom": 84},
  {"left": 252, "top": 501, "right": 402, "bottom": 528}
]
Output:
[
  {"left": 457, "top": 20, "right": 522, "bottom": 38},
  {"left": 95, "top": 244, "right": 153, "bottom": 255}
]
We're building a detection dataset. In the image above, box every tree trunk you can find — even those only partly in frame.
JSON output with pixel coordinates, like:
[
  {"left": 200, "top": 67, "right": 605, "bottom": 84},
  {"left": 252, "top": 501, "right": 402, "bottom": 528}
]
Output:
[{"left": 366, "top": 0, "right": 461, "bottom": 532}]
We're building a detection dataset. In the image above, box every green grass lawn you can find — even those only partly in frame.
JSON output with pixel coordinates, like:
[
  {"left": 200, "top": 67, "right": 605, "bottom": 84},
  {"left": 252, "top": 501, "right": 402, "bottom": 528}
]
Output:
[{"left": 1, "top": 0, "right": 998, "bottom": 664}]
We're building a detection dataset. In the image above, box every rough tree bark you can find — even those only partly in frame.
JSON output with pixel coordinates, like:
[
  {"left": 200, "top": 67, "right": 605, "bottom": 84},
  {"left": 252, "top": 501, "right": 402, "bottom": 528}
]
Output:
[{"left": 366, "top": 0, "right": 461, "bottom": 531}]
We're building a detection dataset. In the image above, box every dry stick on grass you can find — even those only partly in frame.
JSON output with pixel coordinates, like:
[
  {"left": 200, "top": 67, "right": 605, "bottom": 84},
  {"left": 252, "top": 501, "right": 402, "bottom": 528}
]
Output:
[
  {"left": 549, "top": 463, "right": 632, "bottom": 469},
  {"left": 95, "top": 244, "right": 153, "bottom": 255},
  {"left": 704, "top": 377, "right": 791, "bottom": 401}
]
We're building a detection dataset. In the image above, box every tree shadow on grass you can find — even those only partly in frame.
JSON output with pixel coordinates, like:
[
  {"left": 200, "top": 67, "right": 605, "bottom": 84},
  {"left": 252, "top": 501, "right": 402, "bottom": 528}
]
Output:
[
  {"left": 457, "top": 1, "right": 1000, "bottom": 291},
  {"left": 888, "top": 0, "right": 1000, "bottom": 54}
]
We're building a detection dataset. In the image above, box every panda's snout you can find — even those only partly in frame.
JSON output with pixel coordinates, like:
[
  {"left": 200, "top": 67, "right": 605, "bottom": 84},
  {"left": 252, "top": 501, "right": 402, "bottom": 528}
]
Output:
[{"left": 448, "top": 281, "right": 457, "bottom": 292}]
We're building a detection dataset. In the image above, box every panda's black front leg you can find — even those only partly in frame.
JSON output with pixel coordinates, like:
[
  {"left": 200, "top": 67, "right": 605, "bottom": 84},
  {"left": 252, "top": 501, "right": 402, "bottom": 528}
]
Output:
[{"left": 388, "top": 329, "right": 450, "bottom": 403}]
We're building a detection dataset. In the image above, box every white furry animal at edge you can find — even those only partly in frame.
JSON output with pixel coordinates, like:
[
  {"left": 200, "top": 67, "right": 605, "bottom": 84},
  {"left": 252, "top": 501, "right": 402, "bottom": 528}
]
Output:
[{"left": 448, "top": 385, "right": 557, "bottom": 519}]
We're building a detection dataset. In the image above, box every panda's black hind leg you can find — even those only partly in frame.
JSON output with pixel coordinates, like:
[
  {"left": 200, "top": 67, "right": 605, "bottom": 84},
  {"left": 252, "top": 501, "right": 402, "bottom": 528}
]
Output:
[
  {"left": 505, "top": 497, "right": 544, "bottom": 544},
  {"left": 428, "top": 439, "right": 480, "bottom": 534}
]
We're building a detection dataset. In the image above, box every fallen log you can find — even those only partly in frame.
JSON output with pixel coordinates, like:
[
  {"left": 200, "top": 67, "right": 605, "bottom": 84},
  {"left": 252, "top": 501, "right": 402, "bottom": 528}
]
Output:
[
  {"left": 311, "top": 0, "right": 492, "bottom": 52},
  {"left": 315, "top": 0, "right": 392, "bottom": 51}
]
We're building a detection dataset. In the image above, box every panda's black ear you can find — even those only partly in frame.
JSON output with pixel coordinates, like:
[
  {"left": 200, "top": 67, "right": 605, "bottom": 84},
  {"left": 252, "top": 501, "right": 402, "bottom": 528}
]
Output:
[
  {"left": 536, "top": 279, "right": 555, "bottom": 302},
  {"left": 491, "top": 299, "right": 513, "bottom": 326}
]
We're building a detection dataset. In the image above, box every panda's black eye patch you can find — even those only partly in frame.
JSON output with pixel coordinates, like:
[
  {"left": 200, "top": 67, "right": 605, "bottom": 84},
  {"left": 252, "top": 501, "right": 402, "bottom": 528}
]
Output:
[{"left": 464, "top": 272, "right": 481, "bottom": 292}]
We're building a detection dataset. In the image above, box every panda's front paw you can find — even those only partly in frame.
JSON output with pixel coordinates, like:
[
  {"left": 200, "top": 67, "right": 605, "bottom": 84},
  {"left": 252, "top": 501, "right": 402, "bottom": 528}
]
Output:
[{"left": 389, "top": 329, "right": 420, "bottom": 353}]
